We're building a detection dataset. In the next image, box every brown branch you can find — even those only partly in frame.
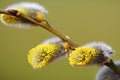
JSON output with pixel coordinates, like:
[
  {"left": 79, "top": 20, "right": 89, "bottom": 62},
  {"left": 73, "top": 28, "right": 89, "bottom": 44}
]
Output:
[
  {"left": 0, "top": 9, "right": 10, "bottom": 14},
  {"left": 104, "top": 59, "right": 120, "bottom": 75},
  {"left": 0, "top": 9, "right": 78, "bottom": 49}
]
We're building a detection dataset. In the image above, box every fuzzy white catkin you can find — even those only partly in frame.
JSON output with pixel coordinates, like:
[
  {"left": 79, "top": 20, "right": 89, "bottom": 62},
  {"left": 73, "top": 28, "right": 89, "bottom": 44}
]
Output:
[
  {"left": 28, "top": 36, "right": 68, "bottom": 69},
  {"left": 96, "top": 61, "right": 120, "bottom": 80},
  {"left": 41, "top": 36, "right": 62, "bottom": 44},
  {"left": 0, "top": 2, "right": 48, "bottom": 28},
  {"left": 6, "top": 2, "right": 48, "bottom": 15},
  {"left": 41, "top": 36, "right": 70, "bottom": 60},
  {"left": 82, "top": 42, "right": 114, "bottom": 58}
]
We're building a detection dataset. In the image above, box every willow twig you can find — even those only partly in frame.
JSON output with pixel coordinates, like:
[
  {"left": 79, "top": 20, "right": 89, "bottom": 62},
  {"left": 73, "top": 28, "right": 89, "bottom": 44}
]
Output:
[
  {"left": 0, "top": 9, "right": 77, "bottom": 49},
  {"left": 104, "top": 59, "right": 120, "bottom": 75},
  {"left": 0, "top": 9, "right": 10, "bottom": 14}
]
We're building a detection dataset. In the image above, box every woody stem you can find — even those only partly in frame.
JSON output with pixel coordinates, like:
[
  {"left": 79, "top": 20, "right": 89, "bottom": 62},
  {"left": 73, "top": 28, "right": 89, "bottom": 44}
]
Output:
[
  {"left": 0, "top": 9, "right": 78, "bottom": 49},
  {"left": 104, "top": 59, "right": 120, "bottom": 75}
]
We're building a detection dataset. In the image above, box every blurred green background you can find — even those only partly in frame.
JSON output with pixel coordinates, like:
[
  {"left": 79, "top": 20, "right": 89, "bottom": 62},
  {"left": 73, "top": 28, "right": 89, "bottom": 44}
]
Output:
[{"left": 0, "top": 0, "right": 120, "bottom": 80}]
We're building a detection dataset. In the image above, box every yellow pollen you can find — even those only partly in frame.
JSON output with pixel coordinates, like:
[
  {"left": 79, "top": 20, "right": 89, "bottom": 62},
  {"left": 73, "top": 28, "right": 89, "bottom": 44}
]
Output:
[
  {"left": 28, "top": 44, "right": 59, "bottom": 69},
  {"left": 1, "top": 8, "right": 45, "bottom": 25},
  {"left": 68, "top": 47, "right": 98, "bottom": 66},
  {"left": 1, "top": 8, "right": 27, "bottom": 24},
  {"left": 1, "top": 14, "right": 21, "bottom": 24}
]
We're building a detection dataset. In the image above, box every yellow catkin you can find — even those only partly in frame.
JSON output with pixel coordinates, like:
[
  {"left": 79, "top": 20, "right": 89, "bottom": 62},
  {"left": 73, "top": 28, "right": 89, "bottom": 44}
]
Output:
[
  {"left": 1, "top": 14, "right": 21, "bottom": 24},
  {"left": 28, "top": 44, "right": 59, "bottom": 69},
  {"left": 1, "top": 8, "right": 27, "bottom": 24},
  {"left": 1, "top": 8, "right": 45, "bottom": 25},
  {"left": 68, "top": 47, "right": 98, "bottom": 66}
]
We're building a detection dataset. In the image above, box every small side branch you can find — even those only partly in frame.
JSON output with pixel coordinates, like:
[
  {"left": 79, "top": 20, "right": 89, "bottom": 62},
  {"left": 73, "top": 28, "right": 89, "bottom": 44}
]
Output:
[{"left": 104, "top": 59, "right": 120, "bottom": 75}]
